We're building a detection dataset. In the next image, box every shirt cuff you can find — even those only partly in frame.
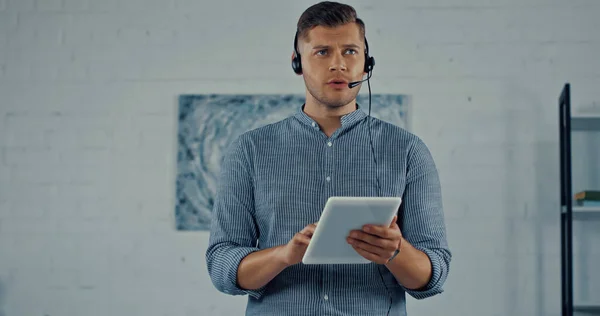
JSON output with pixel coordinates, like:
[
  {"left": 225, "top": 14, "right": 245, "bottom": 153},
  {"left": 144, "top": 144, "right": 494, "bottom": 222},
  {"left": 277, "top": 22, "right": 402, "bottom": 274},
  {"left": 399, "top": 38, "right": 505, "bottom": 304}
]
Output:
[
  {"left": 402, "top": 246, "right": 447, "bottom": 300},
  {"left": 224, "top": 246, "right": 267, "bottom": 300}
]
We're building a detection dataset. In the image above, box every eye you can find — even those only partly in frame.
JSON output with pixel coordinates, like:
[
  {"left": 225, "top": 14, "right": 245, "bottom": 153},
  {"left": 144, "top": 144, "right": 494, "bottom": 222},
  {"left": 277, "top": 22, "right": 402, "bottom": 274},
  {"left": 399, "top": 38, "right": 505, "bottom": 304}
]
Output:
[
  {"left": 345, "top": 49, "right": 357, "bottom": 54},
  {"left": 316, "top": 49, "right": 327, "bottom": 56}
]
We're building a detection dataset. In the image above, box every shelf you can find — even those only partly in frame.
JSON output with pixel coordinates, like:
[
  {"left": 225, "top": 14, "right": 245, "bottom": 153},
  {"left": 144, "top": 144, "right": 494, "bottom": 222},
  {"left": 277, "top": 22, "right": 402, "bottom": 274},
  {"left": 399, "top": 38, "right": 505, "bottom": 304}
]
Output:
[
  {"left": 571, "top": 114, "right": 600, "bottom": 131},
  {"left": 561, "top": 206, "right": 600, "bottom": 220},
  {"left": 561, "top": 206, "right": 600, "bottom": 214},
  {"left": 574, "top": 206, "right": 600, "bottom": 213},
  {"left": 574, "top": 302, "right": 600, "bottom": 313}
]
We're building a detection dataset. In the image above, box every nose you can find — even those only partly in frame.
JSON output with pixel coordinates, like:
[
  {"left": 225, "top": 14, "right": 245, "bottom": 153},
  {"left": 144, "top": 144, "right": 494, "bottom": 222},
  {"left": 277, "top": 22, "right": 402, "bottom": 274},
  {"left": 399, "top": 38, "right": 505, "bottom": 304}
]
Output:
[{"left": 328, "top": 52, "right": 347, "bottom": 72}]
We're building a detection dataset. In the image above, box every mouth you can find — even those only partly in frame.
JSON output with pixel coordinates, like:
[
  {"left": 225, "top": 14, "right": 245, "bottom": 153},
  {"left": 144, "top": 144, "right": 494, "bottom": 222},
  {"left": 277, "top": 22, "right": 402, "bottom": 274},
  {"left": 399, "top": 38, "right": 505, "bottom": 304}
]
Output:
[{"left": 327, "top": 79, "right": 348, "bottom": 89}]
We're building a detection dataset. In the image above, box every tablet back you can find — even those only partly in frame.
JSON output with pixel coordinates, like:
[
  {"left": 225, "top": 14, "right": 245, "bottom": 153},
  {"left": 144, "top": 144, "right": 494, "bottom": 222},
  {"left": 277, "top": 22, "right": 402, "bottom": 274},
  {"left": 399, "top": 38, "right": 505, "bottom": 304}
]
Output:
[{"left": 302, "top": 196, "right": 402, "bottom": 264}]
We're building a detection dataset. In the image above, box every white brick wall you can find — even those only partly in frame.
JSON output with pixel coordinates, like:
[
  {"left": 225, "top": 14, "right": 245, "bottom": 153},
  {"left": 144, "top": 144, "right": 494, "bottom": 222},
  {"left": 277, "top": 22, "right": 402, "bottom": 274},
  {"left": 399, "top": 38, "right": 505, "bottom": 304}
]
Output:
[{"left": 1, "top": 0, "right": 599, "bottom": 315}]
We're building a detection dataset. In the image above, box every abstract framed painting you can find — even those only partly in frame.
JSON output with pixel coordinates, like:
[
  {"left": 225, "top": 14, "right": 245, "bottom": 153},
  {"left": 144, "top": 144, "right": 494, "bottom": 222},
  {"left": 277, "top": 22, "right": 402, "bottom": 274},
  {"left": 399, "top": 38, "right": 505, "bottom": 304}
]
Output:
[{"left": 175, "top": 94, "right": 411, "bottom": 231}]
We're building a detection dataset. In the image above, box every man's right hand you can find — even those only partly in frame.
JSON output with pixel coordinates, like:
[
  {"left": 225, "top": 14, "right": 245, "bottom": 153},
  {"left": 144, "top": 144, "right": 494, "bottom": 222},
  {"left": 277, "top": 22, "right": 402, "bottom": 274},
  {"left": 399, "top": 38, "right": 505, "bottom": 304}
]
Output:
[
  {"left": 236, "top": 222, "right": 318, "bottom": 291},
  {"left": 277, "top": 222, "right": 318, "bottom": 266}
]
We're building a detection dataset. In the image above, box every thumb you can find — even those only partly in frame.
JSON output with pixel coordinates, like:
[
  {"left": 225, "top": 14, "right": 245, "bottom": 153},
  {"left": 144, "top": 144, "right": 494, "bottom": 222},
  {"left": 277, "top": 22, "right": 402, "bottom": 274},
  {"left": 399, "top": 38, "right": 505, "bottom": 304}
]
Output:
[{"left": 389, "top": 215, "right": 397, "bottom": 227}]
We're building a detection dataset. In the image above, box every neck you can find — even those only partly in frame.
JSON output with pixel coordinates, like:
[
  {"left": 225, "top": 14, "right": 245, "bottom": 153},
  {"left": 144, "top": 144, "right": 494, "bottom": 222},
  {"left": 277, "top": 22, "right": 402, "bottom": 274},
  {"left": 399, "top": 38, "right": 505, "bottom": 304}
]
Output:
[{"left": 302, "top": 97, "right": 357, "bottom": 131}]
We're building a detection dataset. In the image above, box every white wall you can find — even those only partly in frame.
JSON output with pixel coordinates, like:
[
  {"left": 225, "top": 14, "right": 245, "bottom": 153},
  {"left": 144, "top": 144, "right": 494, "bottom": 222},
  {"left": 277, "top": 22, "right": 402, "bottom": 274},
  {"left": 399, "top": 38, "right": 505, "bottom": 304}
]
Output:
[{"left": 1, "top": 0, "right": 600, "bottom": 315}]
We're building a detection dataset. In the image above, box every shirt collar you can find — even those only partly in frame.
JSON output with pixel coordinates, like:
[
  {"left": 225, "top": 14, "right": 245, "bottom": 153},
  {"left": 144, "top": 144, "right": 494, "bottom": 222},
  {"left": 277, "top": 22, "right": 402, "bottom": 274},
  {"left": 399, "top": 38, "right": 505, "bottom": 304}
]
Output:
[{"left": 293, "top": 102, "right": 368, "bottom": 130}]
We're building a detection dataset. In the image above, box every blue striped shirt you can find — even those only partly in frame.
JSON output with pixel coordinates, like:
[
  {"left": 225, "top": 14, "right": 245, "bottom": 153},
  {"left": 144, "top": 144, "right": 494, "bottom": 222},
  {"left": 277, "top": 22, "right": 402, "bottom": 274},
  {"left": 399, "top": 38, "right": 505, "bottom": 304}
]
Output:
[{"left": 206, "top": 103, "right": 451, "bottom": 316}]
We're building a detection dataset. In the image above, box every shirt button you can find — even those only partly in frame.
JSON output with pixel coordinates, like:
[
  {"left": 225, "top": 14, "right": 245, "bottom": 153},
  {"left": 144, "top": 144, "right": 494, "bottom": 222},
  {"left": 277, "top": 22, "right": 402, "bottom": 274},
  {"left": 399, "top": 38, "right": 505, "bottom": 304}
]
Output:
[
  {"left": 311, "top": 122, "right": 316, "bottom": 127},
  {"left": 326, "top": 176, "right": 331, "bottom": 181},
  {"left": 324, "top": 294, "right": 329, "bottom": 300},
  {"left": 327, "top": 141, "right": 332, "bottom": 147}
]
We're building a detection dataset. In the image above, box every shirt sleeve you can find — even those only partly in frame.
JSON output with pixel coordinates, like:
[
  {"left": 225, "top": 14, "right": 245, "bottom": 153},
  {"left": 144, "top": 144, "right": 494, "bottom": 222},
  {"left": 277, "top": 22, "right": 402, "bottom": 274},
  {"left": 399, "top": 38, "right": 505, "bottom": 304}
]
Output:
[
  {"left": 205, "top": 135, "right": 266, "bottom": 300},
  {"left": 399, "top": 137, "right": 452, "bottom": 300}
]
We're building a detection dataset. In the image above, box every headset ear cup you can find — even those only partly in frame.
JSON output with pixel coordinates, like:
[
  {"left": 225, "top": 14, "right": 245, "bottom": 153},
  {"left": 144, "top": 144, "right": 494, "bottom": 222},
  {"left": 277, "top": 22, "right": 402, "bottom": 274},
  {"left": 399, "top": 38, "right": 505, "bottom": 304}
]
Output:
[
  {"left": 292, "top": 56, "right": 302, "bottom": 74},
  {"left": 365, "top": 56, "right": 375, "bottom": 73},
  {"left": 292, "top": 30, "right": 302, "bottom": 75}
]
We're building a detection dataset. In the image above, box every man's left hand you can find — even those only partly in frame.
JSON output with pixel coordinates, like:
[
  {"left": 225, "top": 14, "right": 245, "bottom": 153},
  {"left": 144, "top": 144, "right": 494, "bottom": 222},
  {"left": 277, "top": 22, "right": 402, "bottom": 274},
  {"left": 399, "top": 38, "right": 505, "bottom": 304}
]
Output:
[{"left": 346, "top": 215, "right": 402, "bottom": 265}]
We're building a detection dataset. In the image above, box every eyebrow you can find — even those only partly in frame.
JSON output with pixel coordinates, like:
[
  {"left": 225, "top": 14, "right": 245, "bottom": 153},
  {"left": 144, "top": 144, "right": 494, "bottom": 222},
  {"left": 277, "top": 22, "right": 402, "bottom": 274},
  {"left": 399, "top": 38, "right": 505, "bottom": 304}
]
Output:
[{"left": 311, "top": 44, "right": 361, "bottom": 50}]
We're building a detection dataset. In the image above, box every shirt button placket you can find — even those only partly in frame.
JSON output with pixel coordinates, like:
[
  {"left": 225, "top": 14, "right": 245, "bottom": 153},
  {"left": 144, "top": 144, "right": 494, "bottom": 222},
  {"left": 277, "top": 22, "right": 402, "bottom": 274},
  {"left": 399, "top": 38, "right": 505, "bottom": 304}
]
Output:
[
  {"left": 325, "top": 140, "right": 333, "bottom": 183},
  {"left": 323, "top": 138, "right": 333, "bottom": 312}
]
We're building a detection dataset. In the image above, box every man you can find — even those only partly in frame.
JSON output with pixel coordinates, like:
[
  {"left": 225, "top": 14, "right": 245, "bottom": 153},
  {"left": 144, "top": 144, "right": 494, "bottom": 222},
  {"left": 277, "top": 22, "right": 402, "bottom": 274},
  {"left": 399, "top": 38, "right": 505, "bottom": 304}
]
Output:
[{"left": 206, "top": 2, "right": 451, "bottom": 315}]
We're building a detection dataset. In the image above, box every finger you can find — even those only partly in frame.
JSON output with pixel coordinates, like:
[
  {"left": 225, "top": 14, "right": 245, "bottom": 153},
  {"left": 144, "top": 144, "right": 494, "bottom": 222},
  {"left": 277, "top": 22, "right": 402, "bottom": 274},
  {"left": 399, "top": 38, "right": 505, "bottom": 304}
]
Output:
[
  {"left": 349, "top": 230, "right": 397, "bottom": 249},
  {"left": 361, "top": 224, "right": 400, "bottom": 240},
  {"left": 347, "top": 236, "right": 389, "bottom": 257},
  {"left": 295, "top": 233, "right": 311, "bottom": 245},
  {"left": 300, "top": 223, "right": 317, "bottom": 235},
  {"left": 300, "top": 226, "right": 315, "bottom": 236},
  {"left": 352, "top": 245, "right": 386, "bottom": 264},
  {"left": 362, "top": 216, "right": 396, "bottom": 231}
]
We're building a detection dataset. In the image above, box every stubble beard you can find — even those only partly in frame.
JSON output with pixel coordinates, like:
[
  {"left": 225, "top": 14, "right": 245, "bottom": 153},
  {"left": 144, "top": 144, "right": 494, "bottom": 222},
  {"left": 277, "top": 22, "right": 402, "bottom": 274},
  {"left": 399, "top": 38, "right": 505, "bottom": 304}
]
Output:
[{"left": 305, "top": 79, "right": 359, "bottom": 110}]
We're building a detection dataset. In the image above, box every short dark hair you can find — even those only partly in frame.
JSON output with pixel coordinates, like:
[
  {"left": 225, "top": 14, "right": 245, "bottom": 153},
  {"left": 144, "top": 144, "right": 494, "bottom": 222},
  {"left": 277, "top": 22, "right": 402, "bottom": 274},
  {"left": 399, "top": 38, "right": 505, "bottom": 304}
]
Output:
[{"left": 296, "top": 1, "right": 366, "bottom": 44}]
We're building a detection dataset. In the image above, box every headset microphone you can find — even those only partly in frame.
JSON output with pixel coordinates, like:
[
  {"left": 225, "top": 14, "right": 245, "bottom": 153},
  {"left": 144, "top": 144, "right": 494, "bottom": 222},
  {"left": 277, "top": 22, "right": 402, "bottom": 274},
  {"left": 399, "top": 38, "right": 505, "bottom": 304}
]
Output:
[{"left": 347, "top": 70, "right": 373, "bottom": 89}]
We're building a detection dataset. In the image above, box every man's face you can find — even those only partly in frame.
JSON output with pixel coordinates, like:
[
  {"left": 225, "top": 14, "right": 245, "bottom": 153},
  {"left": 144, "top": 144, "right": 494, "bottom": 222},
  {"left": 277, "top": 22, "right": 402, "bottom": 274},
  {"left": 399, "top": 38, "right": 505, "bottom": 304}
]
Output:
[{"left": 296, "top": 23, "right": 366, "bottom": 109}]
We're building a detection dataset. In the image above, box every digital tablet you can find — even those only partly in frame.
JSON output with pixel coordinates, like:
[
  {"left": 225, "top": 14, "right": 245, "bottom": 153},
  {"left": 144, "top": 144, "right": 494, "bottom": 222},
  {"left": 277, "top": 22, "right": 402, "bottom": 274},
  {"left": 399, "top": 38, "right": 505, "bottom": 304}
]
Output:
[{"left": 302, "top": 196, "right": 402, "bottom": 265}]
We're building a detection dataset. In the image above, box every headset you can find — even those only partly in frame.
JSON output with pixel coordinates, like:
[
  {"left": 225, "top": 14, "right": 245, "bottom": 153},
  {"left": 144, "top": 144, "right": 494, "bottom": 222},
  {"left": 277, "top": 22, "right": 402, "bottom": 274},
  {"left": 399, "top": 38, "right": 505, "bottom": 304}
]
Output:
[{"left": 292, "top": 28, "right": 392, "bottom": 316}]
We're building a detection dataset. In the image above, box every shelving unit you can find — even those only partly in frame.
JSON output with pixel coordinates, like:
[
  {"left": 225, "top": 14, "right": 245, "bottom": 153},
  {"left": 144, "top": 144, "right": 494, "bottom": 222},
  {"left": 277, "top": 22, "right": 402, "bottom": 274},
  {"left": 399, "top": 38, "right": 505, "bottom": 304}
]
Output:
[
  {"left": 574, "top": 303, "right": 600, "bottom": 314},
  {"left": 559, "top": 83, "right": 600, "bottom": 316}
]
